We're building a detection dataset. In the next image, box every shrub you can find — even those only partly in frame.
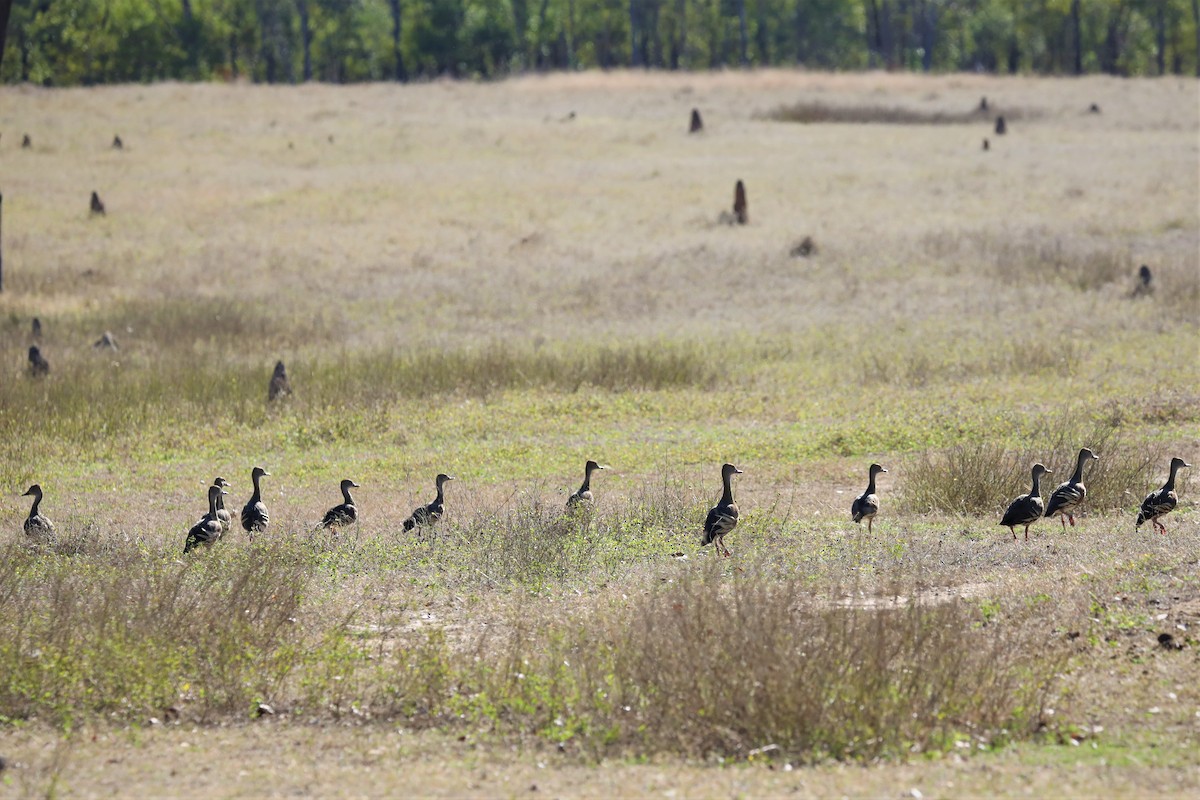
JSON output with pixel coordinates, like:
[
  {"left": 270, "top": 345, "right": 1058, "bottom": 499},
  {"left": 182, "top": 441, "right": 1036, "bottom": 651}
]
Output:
[
  {"left": 449, "top": 565, "right": 1063, "bottom": 760},
  {"left": 0, "top": 541, "right": 312, "bottom": 725},
  {"left": 902, "top": 413, "right": 1163, "bottom": 515}
]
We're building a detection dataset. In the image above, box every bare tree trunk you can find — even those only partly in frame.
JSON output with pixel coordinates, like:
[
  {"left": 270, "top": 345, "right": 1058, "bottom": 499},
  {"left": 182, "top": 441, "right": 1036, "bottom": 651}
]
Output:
[
  {"left": 180, "top": 0, "right": 199, "bottom": 74},
  {"left": 755, "top": 0, "right": 769, "bottom": 64},
  {"left": 0, "top": 0, "right": 14, "bottom": 71},
  {"left": 566, "top": 0, "right": 575, "bottom": 67},
  {"left": 1194, "top": 0, "right": 1200, "bottom": 76},
  {"left": 255, "top": 0, "right": 276, "bottom": 82},
  {"left": 919, "top": 0, "right": 936, "bottom": 71},
  {"left": 511, "top": 0, "right": 527, "bottom": 66},
  {"left": 534, "top": 0, "right": 551, "bottom": 67},
  {"left": 629, "top": 0, "right": 640, "bottom": 66},
  {"left": 645, "top": 0, "right": 660, "bottom": 65},
  {"left": 1070, "top": 0, "right": 1082, "bottom": 74},
  {"left": 736, "top": 0, "right": 749, "bottom": 65},
  {"left": 1100, "top": 2, "right": 1129, "bottom": 74},
  {"left": 1154, "top": 0, "right": 1166, "bottom": 75},
  {"left": 0, "top": 193, "right": 4, "bottom": 293},
  {"left": 795, "top": 0, "right": 808, "bottom": 64},
  {"left": 297, "top": 0, "right": 312, "bottom": 81},
  {"left": 676, "top": 0, "right": 687, "bottom": 67},
  {"left": 388, "top": 0, "right": 407, "bottom": 79},
  {"left": 867, "top": 0, "right": 894, "bottom": 67},
  {"left": 1007, "top": 0, "right": 1020, "bottom": 73}
]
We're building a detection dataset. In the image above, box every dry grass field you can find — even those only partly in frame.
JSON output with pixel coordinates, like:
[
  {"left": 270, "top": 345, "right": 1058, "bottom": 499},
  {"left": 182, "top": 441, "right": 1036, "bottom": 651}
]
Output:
[{"left": 0, "top": 70, "right": 1198, "bottom": 797}]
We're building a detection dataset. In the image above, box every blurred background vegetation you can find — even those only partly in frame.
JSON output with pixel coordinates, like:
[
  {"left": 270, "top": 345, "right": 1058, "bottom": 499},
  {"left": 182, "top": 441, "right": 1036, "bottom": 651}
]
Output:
[{"left": 1, "top": 0, "right": 1198, "bottom": 84}]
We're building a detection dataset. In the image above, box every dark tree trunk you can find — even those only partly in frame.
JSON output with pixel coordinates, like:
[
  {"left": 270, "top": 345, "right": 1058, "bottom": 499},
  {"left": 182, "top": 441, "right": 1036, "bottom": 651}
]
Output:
[
  {"left": 0, "top": 193, "right": 4, "bottom": 293},
  {"left": 736, "top": 0, "right": 749, "bottom": 65},
  {"left": 755, "top": 0, "right": 769, "bottom": 64},
  {"left": 389, "top": 0, "right": 407, "bottom": 79},
  {"left": 1070, "top": 0, "right": 1082, "bottom": 74},
  {"left": 644, "top": 0, "right": 659, "bottom": 65},
  {"left": 534, "top": 0, "right": 551, "bottom": 67},
  {"left": 1154, "top": 0, "right": 1166, "bottom": 75},
  {"left": 866, "top": 0, "right": 894, "bottom": 67},
  {"left": 297, "top": 0, "right": 312, "bottom": 80},
  {"left": 512, "top": 0, "right": 527, "bottom": 65},
  {"left": 1100, "top": 2, "right": 1129, "bottom": 74},
  {"left": 795, "top": 0, "right": 808, "bottom": 64},
  {"left": 674, "top": 0, "right": 686, "bottom": 67},
  {"left": 180, "top": 0, "right": 200, "bottom": 74},
  {"left": 919, "top": 0, "right": 936, "bottom": 71},
  {"left": 0, "top": 0, "right": 14, "bottom": 72},
  {"left": 1194, "top": 0, "right": 1200, "bottom": 76},
  {"left": 566, "top": 0, "right": 575, "bottom": 66},
  {"left": 1006, "top": 0, "right": 1019, "bottom": 72},
  {"left": 255, "top": 0, "right": 276, "bottom": 82},
  {"left": 629, "top": 0, "right": 640, "bottom": 66}
]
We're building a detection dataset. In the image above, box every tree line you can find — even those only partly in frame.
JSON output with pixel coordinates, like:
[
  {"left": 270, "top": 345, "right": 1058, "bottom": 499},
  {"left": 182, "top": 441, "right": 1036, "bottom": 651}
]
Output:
[{"left": 1, "top": 0, "right": 1198, "bottom": 85}]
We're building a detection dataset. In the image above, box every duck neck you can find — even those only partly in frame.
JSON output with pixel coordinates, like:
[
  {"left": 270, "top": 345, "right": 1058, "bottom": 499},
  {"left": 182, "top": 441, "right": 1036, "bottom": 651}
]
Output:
[
  {"left": 721, "top": 473, "right": 735, "bottom": 505},
  {"left": 1070, "top": 454, "right": 1088, "bottom": 484},
  {"left": 1163, "top": 463, "right": 1182, "bottom": 492},
  {"left": 250, "top": 473, "right": 262, "bottom": 503},
  {"left": 865, "top": 472, "right": 878, "bottom": 495},
  {"left": 28, "top": 493, "right": 42, "bottom": 518},
  {"left": 578, "top": 468, "right": 593, "bottom": 495},
  {"left": 434, "top": 482, "right": 445, "bottom": 504},
  {"left": 208, "top": 491, "right": 219, "bottom": 518},
  {"left": 342, "top": 485, "right": 355, "bottom": 505},
  {"left": 1030, "top": 471, "right": 1043, "bottom": 497},
  {"left": 215, "top": 490, "right": 226, "bottom": 511}
]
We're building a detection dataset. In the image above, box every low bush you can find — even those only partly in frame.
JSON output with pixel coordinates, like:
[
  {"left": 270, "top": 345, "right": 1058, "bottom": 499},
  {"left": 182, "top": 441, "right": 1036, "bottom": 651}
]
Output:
[
  {"left": 0, "top": 541, "right": 312, "bottom": 726},
  {"left": 902, "top": 413, "right": 1163, "bottom": 515},
  {"left": 443, "top": 564, "right": 1064, "bottom": 760}
]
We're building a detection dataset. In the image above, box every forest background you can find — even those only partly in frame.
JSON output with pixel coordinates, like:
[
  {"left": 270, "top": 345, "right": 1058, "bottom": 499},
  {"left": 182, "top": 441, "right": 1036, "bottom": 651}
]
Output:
[{"left": 2, "top": 0, "right": 1199, "bottom": 86}]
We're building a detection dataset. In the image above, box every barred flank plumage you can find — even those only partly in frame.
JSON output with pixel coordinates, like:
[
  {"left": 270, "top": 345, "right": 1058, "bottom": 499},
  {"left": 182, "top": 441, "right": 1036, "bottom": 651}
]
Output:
[
  {"left": 567, "top": 460, "right": 607, "bottom": 512},
  {"left": 241, "top": 466, "right": 271, "bottom": 535},
  {"left": 1137, "top": 457, "right": 1190, "bottom": 533},
  {"left": 21, "top": 484, "right": 56, "bottom": 546},
  {"left": 1001, "top": 464, "right": 1050, "bottom": 541},
  {"left": 403, "top": 474, "right": 454, "bottom": 532},
  {"left": 850, "top": 464, "right": 887, "bottom": 533},
  {"left": 1045, "top": 448, "right": 1098, "bottom": 528},
  {"left": 186, "top": 484, "right": 227, "bottom": 553},
  {"left": 320, "top": 479, "right": 360, "bottom": 529},
  {"left": 702, "top": 464, "right": 742, "bottom": 557}
]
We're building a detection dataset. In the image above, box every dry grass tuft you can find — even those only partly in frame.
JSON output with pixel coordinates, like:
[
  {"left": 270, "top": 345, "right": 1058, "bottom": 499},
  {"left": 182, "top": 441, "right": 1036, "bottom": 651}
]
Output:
[
  {"left": 453, "top": 565, "right": 1064, "bottom": 760},
  {"left": 0, "top": 541, "right": 312, "bottom": 725},
  {"left": 901, "top": 415, "right": 1165, "bottom": 515}
]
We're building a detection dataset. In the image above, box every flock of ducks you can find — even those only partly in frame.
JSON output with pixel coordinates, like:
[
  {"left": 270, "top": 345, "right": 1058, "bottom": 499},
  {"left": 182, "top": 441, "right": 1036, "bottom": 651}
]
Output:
[
  {"left": 7, "top": 112, "right": 1187, "bottom": 558},
  {"left": 997, "top": 449, "right": 1192, "bottom": 541},
  {"left": 17, "top": 452, "right": 1191, "bottom": 556}
]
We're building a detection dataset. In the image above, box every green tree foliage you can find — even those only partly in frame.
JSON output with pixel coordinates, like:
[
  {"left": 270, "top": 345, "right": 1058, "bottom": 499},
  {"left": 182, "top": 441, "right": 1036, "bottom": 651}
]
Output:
[{"left": 1, "top": 0, "right": 1197, "bottom": 82}]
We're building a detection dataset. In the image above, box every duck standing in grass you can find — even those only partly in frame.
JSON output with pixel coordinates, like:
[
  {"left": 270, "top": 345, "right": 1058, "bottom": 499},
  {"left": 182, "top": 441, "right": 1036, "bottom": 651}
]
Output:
[
  {"left": 21, "top": 484, "right": 56, "bottom": 546},
  {"left": 210, "top": 477, "right": 232, "bottom": 533},
  {"left": 186, "top": 484, "right": 227, "bottom": 553},
  {"left": 1136, "top": 457, "right": 1191, "bottom": 534},
  {"left": 701, "top": 463, "right": 742, "bottom": 557},
  {"left": 1045, "top": 448, "right": 1099, "bottom": 529},
  {"left": 319, "top": 479, "right": 361, "bottom": 530},
  {"left": 1000, "top": 463, "right": 1051, "bottom": 541},
  {"left": 566, "top": 460, "right": 607, "bottom": 512},
  {"left": 850, "top": 464, "right": 887, "bottom": 533},
  {"left": 403, "top": 473, "right": 454, "bottom": 532},
  {"left": 240, "top": 466, "right": 271, "bottom": 539}
]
